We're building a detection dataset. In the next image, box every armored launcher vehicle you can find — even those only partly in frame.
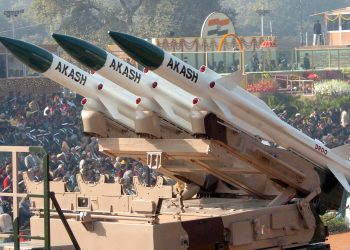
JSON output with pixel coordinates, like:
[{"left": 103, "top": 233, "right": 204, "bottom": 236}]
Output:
[{"left": 0, "top": 34, "right": 346, "bottom": 249}]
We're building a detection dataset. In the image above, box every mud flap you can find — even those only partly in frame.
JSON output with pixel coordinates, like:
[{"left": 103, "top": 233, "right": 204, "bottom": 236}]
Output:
[{"left": 181, "top": 217, "right": 229, "bottom": 250}]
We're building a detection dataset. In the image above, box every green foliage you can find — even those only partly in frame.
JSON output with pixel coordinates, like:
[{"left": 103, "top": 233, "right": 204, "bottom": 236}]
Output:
[
  {"left": 262, "top": 72, "right": 272, "bottom": 79},
  {"left": 3, "top": 0, "right": 350, "bottom": 47},
  {"left": 30, "top": 0, "right": 131, "bottom": 45},
  {"left": 265, "top": 93, "right": 299, "bottom": 114},
  {"left": 28, "top": 0, "right": 224, "bottom": 44},
  {"left": 321, "top": 212, "right": 349, "bottom": 234},
  {"left": 132, "top": 0, "right": 183, "bottom": 37},
  {"left": 264, "top": 93, "right": 350, "bottom": 115},
  {"left": 341, "top": 68, "right": 350, "bottom": 76},
  {"left": 222, "top": 0, "right": 350, "bottom": 37}
]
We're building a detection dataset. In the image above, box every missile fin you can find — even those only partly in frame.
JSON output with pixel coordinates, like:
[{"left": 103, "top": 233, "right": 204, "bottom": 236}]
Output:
[
  {"left": 99, "top": 96, "right": 135, "bottom": 128},
  {"left": 212, "top": 99, "right": 235, "bottom": 123},
  {"left": 156, "top": 97, "right": 192, "bottom": 131},
  {"left": 328, "top": 164, "right": 350, "bottom": 193},
  {"left": 331, "top": 144, "right": 350, "bottom": 160},
  {"left": 84, "top": 98, "right": 108, "bottom": 113},
  {"left": 155, "top": 97, "right": 177, "bottom": 117},
  {"left": 230, "top": 87, "right": 278, "bottom": 118},
  {"left": 215, "top": 70, "right": 244, "bottom": 90},
  {"left": 213, "top": 99, "right": 274, "bottom": 141}
]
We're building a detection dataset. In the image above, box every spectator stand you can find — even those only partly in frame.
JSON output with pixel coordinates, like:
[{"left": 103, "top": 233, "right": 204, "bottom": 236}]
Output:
[
  {"left": 246, "top": 71, "right": 315, "bottom": 96},
  {"left": 275, "top": 74, "right": 314, "bottom": 95}
]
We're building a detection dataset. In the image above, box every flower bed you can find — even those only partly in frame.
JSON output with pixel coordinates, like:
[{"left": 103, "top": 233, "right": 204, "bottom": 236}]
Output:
[
  {"left": 307, "top": 73, "right": 319, "bottom": 80},
  {"left": 246, "top": 80, "right": 278, "bottom": 93},
  {"left": 314, "top": 79, "right": 350, "bottom": 96}
]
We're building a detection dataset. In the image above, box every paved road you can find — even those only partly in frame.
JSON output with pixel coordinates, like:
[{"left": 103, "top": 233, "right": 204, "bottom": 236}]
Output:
[{"left": 326, "top": 231, "right": 350, "bottom": 250}]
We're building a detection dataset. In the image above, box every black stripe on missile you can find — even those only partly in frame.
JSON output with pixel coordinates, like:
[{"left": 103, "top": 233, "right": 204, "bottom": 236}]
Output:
[{"left": 207, "top": 29, "right": 229, "bottom": 36}]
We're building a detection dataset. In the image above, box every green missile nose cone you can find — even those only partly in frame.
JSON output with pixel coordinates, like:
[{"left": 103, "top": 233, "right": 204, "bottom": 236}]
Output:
[
  {"left": 0, "top": 36, "right": 52, "bottom": 73},
  {"left": 108, "top": 31, "right": 164, "bottom": 70},
  {"left": 52, "top": 33, "right": 107, "bottom": 71}
]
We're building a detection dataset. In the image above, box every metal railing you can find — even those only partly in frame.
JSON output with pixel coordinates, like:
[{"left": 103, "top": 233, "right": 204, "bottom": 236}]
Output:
[
  {"left": 0, "top": 146, "right": 82, "bottom": 249},
  {"left": 0, "top": 146, "right": 50, "bottom": 249}
]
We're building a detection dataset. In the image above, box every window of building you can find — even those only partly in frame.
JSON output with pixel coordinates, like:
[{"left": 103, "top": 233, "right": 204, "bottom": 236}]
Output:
[
  {"left": 7, "top": 54, "right": 24, "bottom": 78},
  {"left": 207, "top": 52, "right": 226, "bottom": 73},
  {"left": 26, "top": 66, "right": 40, "bottom": 77},
  {"left": 341, "top": 15, "right": 350, "bottom": 30},
  {"left": 327, "top": 15, "right": 339, "bottom": 31}
]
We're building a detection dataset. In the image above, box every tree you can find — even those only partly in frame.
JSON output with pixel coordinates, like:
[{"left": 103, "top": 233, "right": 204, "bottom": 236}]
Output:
[
  {"left": 30, "top": 0, "right": 144, "bottom": 45},
  {"left": 222, "top": 0, "right": 350, "bottom": 37},
  {"left": 28, "top": 0, "right": 350, "bottom": 44},
  {"left": 132, "top": 0, "right": 223, "bottom": 38},
  {"left": 120, "top": 0, "right": 143, "bottom": 26}
]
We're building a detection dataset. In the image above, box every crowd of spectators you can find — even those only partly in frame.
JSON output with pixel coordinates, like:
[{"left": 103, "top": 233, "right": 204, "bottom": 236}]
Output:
[
  {"left": 0, "top": 90, "right": 165, "bottom": 232},
  {"left": 207, "top": 53, "right": 294, "bottom": 74},
  {"left": 1, "top": 90, "right": 350, "bottom": 232},
  {"left": 277, "top": 106, "right": 350, "bottom": 148},
  {"left": 0, "top": 91, "right": 156, "bottom": 199},
  {"left": 1, "top": 91, "right": 350, "bottom": 194},
  {"left": 244, "top": 53, "right": 290, "bottom": 73}
]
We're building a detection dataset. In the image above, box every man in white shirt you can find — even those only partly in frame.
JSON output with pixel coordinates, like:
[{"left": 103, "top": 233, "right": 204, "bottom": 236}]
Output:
[{"left": 340, "top": 107, "right": 350, "bottom": 128}]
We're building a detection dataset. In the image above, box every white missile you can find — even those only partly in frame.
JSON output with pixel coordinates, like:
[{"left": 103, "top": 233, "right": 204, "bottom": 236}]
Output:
[
  {"left": 52, "top": 33, "right": 260, "bottom": 135},
  {"left": 0, "top": 36, "right": 140, "bottom": 130},
  {"left": 51, "top": 33, "right": 196, "bottom": 132},
  {"left": 108, "top": 31, "right": 350, "bottom": 193}
]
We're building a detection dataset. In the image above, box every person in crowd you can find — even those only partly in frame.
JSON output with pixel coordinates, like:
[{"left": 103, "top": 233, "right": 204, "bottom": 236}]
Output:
[
  {"left": 120, "top": 164, "right": 135, "bottom": 195},
  {"left": 251, "top": 54, "right": 259, "bottom": 72},
  {"left": 18, "top": 198, "right": 31, "bottom": 228},
  {"left": 3, "top": 89, "right": 350, "bottom": 230},
  {"left": 313, "top": 20, "right": 322, "bottom": 46},
  {"left": 115, "top": 159, "right": 127, "bottom": 183},
  {"left": 309, "top": 109, "right": 320, "bottom": 124},
  {"left": 217, "top": 61, "right": 225, "bottom": 73},
  {"left": 24, "top": 152, "right": 40, "bottom": 170},
  {"left": 2, "top": 164, "right": 12, "bottom": 192},
  {"left": 340, "top": 106, "right": 350, "bottom": 128},
  {"left": 278, "top": 110, "right": 288, "bottom": 122},
  {"left": 49, "top": 153, "right": 60, "bottom": 172},
  {"left": 303, "top": 53, "right": 311, "bottom": 70},
  {"left": 52, "top": 163, "right": 65, "bottom": 181}
]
